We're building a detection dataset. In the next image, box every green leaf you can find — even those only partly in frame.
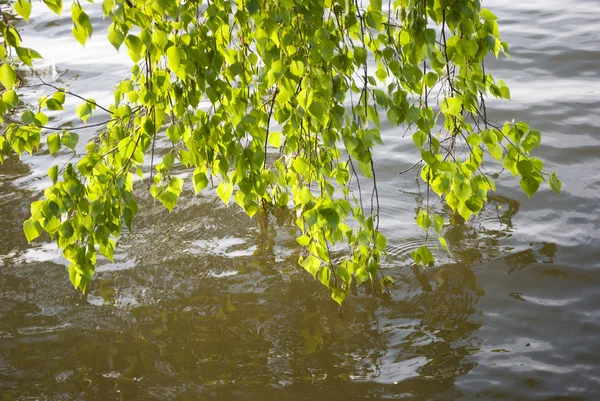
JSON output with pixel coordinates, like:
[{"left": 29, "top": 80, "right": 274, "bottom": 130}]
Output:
[
  {"left": 73, "top": 24, "right": 87, "bottom": 46},
  {"left": 458, "top": 202, "right": 474, "bottom": 221},
  {"left": 302, "top": 255, "right": 320, "bottom": 279},
  {"left": 319, "top": 39, "right": 335, "bottom": 63},
  {"left": 100, "top": 241, "right": 114, "bottom": 262},
  {"left": 23, "top": 219, "right": 43, "bottom": 243},
  {"left": 465, "top": 195, "right": 483, "bottom": 213},
  {"left": 416, "top": 209, "right": 431, "bottom": 230},
  {"left": 319, "top": 207, "right": 339, "bottom": 229},
  {"left": 59, "top": 221, "right": 74, "bottom": 239},
  {"left": 296, "top": 235, "right": 310, "bottom": 246},
  {"left": 0, "top": 63, "right": 17, "bottom": 89},
  {"left": 367, "top": 106, "right": 381, "bottom": 130},
  {"left": 76, "top": 103, "right": 93, "bottom": 122},
  {"left": 46, "top": 98, "right": 64, "bottom": 111},
  {"left": 61, "top": 131, "right": 79, "bottom": 151},
  {"left": 433, "top": 214, "right": 444, "bottom": 235},
  {"left": 48, "top": 165, "right": 58, "bottom": 184},
  {"left": 522, "top": 130, "right": 541, "bottom": 153},
  {"left": 14, "top": 0, "right": 32, "bottom": 22},
  {"left": 308, "top": 100, "right": 326, "bottom": 121},
  {"left": 101, "top": 0, "right": 112, "bottom": 15},
  {"left": 412, "top": 130, "right": 426, "bottom": 148},
  {"left": 217, "top": 181, "right": 233, "bottom": 205},
  {"left": 35, "top": 111, "right": 48, "bottom": 126},
  {"left": 108, "top": 23, "right": 125, "bottom": 50},
  {"left": 3, "top": 89, "right": 18, "bottom": 109},
  {"left": 157, "top": 177, "right": 184, "bottom": 212},
  {"left": 424, "top": 72, "right": 438, "bottom": 88},
  {"left": 520, "top": 175, "right": 540, "bottom": 198},
  {"left": 193, "top": 168, "right": 208, "bottom": 194},
  {"left": 355, "top": 266, "right": 369, "bottom": 284},
  {"left": 412, "top": 245, "right": 434, "bottom": 267},
  {"left": 44, "top": 0, "right": 62, "bottom": 15},
  {"left": 125, "top": 35, "right": 144, "bottom": 63},
  {"left": 293, "top": 157, "right": 309, "bottom": 176},
  {"left": 317, "top": 266, "right": 331, "bottom": 287},
  {"left": 268, "top": 131, "right": 282, "bottom": 148},
  {"left": 381, "top": 276, "right": 394, "bottom": 287},
  {"left": 549, "top": 172, "right": 562, "bottom": 194},
  {"left": 16, "top": 47, "right": 42, "bottom": 67},
  {"left": 52, "top": 91, "right": 65, "bottom": 104},
  {"left": 47, "top": 133, "right": 61, "bottom": 155},
  {"left": 517, "top": 159, "right": 533, "bottom": 177},
  {"left": 480, "top": 8, "right": 498, "bottom": 21},
  {"left": 365, "top": 10, "right": 382, "bottom": 31},
  {"left": 370, "top": 0, "right": 382, "bottom": 12},
  {"left": 441, "top": 97, "right": 461, "bottom": 116},
  {"left": 169, "top": 177, "right": 184, "bottom": 195},
  {"left": 331, "top": 288, "right": 347, "bottom": 306},
  {"left": 439, "top": 237, "right": 452, "bottom": 255},
  {"left": 70, "top": 4, "right": 93, "bottom": 47},
  {"left": 167, "top": 45, "right": 186, "bottom": 80},
  {"left": 247, "top": 0, "right": 259, "bottom": 14},
  {"left": 298, "top": 187, "right": 312, "bottom": 204},
  {"left": 21, "top": 110, "right": 35, "bottom": 124}
]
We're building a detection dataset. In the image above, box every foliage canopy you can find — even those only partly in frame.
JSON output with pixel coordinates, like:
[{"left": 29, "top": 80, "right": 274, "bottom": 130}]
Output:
[{"left": 0, "top": 0, "right": 561, "bottom": 304}]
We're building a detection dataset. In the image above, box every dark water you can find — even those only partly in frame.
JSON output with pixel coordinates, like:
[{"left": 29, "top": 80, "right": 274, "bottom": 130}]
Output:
[{"left": 1, "top": 1, "right": 599, "bottom": 399}]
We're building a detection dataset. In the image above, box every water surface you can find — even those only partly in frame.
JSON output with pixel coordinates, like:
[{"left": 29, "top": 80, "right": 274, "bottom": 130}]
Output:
[{"left": 1, "top": 1, "right": 599, "bottom": 399}]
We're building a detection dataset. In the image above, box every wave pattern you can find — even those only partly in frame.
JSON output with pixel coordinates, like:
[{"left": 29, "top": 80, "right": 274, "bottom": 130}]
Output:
[{"left": 0, "top": 0, "right": 599, "bottom": 400}]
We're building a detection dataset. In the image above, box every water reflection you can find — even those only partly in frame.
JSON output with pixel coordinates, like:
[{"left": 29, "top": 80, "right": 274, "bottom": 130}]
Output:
[
  {"left": 3, "top": 0, "right": 600, "bottom": 396},
  {"left": 1, "top": 154, "right": 568, "bottom": 400}
]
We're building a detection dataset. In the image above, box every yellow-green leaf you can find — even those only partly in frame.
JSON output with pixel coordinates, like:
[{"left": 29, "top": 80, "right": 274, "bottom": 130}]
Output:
[
  {"left": 23, "top": 219, "right": 43, "bottom": 243},
  {"left": 47, "top": 133, "right": 61, "bottom": 155},
  {"left": 217, "top": 181, "right": 233, "bottom": 205},
  {"left": 14, "top": 0, "right": 32, "bottom": 22},
  {"left": 441, "top": 97, "right": 461, "bottom": 116},
  {"left": 268, "top": 131, "right": 282, "bottom": 148},
  {"left": 0, "top": 64, "right": 17, "bottom": 89}
]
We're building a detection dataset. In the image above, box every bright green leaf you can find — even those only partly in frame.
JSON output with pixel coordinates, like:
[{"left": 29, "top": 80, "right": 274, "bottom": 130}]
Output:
[
  {"left": 520, "top": 175, "right": 540, "bottom": 198},
  {"left": 268, "top": 131, "right": 282, "bottom": 148},
  {"left": 441, "top": 97, "right": 461, "bottom": 116},
  {"left": 549, "top": 172, "right": 562, "bottom": 194},
  {"left": 47, "top": 133, "right": 61, "bottom": 155},
  {"left": 23, "top": 219, "right": 43, "bottom": 243},
  {"left": 61, "top": 131, "right": 79, "bottom": 151},
  {"left": 0, "top": 63, "right": 17, "bottom": 89},
  {"left": 14, "top": 0, "right": 32, "bottom": 22},
  {"left": 217, "top": 181, "right": 233, "bottom": 205}
]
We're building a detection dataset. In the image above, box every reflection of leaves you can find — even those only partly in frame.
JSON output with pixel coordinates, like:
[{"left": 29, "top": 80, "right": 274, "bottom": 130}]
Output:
[
  {"left": 538, "top": 242, "right": 558, "bottom": 262},
  {"left": 99, "top": 279, "right": 116, "bottom": 305},
  {"left": 506, "top": 242, "right": 559, "bottom": 274},
  {"left": 299, "top": 309, "right": 329, "bottom": 355},
  {"left": 505, "top": 248, "right": 538, "bottom": 274},
  {"left": 0, "top": 160, "right": 536, "bottom": 399}
]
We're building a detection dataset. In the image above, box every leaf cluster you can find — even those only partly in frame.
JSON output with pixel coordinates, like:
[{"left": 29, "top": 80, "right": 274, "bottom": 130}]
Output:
[{"left": 0, "top": 0, "right": 562, "bottom": 301}]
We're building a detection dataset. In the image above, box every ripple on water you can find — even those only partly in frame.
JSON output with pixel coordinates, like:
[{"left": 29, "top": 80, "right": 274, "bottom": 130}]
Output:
[{"left": 0, "top": 0, "right": 599, "bottom": 400}]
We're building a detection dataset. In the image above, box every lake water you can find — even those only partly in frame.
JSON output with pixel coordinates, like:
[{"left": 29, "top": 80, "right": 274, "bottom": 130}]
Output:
[{"left": 1, "top": 1, "right": 599, "bottom": 399}]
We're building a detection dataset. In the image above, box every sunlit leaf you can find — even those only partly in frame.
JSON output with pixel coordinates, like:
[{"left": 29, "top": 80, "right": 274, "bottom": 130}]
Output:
[
  {"left": 47, "top": 133, "right": 61, "bottom": 155},
  {"left": 14, "top": 0, "right": 32, "bottom": 22},
  {"left": 0, "top": 64, "right": 17, "bottom": 89}
]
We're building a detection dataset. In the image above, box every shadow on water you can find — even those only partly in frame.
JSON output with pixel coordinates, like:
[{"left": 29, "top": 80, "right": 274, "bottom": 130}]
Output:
[{"left": 1, "top": 157, "right": 574, "bottom": 401}]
